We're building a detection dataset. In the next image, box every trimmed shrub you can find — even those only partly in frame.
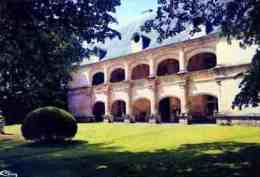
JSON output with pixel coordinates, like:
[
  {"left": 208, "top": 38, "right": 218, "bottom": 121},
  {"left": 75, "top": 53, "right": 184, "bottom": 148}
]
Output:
[{"left": 21, "top": 107, "right": 77, "bottom": 142}]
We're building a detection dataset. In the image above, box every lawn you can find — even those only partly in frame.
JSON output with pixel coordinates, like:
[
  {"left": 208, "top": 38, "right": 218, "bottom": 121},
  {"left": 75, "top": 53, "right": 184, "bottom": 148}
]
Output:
[{"left": 1, "top": 123, "right": 260, "bottom": 177}]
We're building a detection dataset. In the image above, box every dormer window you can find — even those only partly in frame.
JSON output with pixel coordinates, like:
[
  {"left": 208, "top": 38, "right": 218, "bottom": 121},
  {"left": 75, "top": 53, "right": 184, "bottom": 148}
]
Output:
[
  {"left": 142, "top": 35, "right": 151, "bottom": 49},
  {"left": 93, "top": 47, "right": 107, "bottom": 60},
  {"left": 133, "top": 33, "right": 141, "bottom": 43},
  {"left": 131, "top": 33, "right": 151, "bottom": 53}
]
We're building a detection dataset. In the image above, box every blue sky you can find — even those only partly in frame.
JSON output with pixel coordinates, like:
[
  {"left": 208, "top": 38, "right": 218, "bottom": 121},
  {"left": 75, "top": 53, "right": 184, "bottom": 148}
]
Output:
[{"left": 114, "top": 0, "right": 158, "bottom": 28}]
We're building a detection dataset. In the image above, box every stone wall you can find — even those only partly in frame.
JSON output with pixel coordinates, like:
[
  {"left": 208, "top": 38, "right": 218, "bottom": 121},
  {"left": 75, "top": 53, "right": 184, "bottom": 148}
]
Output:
[{"left": 216, "top": 116, "right": 260, "bottom": 127}]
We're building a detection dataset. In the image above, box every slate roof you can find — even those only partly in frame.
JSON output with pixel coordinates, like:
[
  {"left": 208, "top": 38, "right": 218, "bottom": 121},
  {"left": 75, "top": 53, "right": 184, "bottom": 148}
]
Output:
[{"left": 81, "top": 13, "right": 217, "bottom": 65}]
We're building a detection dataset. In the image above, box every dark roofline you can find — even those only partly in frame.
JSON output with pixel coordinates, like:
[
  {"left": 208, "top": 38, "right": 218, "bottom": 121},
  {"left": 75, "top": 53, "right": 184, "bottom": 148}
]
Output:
[{"left": 79, "top": 32, "right": 219, "bottom": 69}]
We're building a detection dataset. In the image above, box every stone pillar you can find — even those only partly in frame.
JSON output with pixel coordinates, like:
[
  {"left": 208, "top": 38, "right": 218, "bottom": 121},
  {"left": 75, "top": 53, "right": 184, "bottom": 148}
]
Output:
[
  {"left": 216, "top": 80, "right": 222, "bottom": 115},
  {"left": 125, "top": 97, "right": 132, "bottom": 123},
  {"left": 180, "top": 82, "right": 188, "bottom": 116},
  {"left": 104, "top": 66, "right": 109, "bottom": 84},
  {"left": 150, "top": 80, "right": 158, "bottom": 123},
  {"left": 103, "top": 98, "right": 110, "bottom": 123},
  {"left": 82, "top": 70, "right": 91, "bottom": 86},
  {"left": 87, "top": 88, "right": 95, "bottom": 121},
  {"left": 124, "top": 61, "right": 130, "bottom": 81},
  {"left": 179, "top": 76, "right": 192, "bottom": 124},
  {"left": 125, "top": 83, "right": 133, "bottom": 123},
  {"left": 149, "top": 58, "right": 156, "bottom": 78},
  {"left": 126, "top": 96, "right": 132, "bottom": 115},
  {"left": 105, "top": 98, "right": 110, "bottom": 116},
  {"left": 104, "top": 85, "right": 112, "bottom": 122},
  {"left": 151, "top": 96, "right": 157, "bottom": 115},
  {"left": 179, "top": 48, "right": 187, "bottom": 73}
]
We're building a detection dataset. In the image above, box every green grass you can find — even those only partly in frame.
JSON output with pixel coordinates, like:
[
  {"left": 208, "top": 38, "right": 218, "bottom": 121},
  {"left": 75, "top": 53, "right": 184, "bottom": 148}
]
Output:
[{"left": 1, "top": 123, "right": 260, "bottom": 177}]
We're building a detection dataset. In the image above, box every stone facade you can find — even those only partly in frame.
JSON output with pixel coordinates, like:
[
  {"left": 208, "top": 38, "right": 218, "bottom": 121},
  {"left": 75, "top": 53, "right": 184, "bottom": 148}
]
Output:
[{"left": 68, "top": 34, "right": 260, "bottom": 123}]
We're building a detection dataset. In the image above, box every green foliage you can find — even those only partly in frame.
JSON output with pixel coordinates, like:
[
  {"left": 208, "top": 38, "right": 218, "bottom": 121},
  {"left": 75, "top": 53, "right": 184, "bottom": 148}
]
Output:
[
  {"left": 0, "top": 0, "right": 121, "bottom": 122},
  {"left": 233, "top": 50, "right": 260, "bottom": 109},
  {"left": 143, "top": 0, "right": 260, "bottom": 108},
  {"left": 21, "top": 106, "right": 78, "bottom": 142}
]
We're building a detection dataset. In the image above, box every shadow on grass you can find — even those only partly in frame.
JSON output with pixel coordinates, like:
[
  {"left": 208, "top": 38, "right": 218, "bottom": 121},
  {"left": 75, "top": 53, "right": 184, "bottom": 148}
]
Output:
[
  {"left": 22, "top": 140, "right": 87, "bottom": 148},
  {"left": 0, "top": 139, "right": 260, "bottom": 177}
]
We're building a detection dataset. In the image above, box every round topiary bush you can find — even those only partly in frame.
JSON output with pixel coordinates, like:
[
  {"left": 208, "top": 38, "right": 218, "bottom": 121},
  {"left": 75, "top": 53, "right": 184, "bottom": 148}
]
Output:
[{"left": 21, "top": 107, "right": 77, "bottom": 142}]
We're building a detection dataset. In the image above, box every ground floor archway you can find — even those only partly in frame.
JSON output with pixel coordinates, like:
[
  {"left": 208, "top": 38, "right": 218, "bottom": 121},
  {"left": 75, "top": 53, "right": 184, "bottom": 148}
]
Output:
[
  {"left": 132, "top": 98, "right": 151, "bottom": 122},
  {"left": 189, "top": 95, "right": 218, "bottom": 123},
  {"left": 93, "top": 102, "right": 105, "bottom": 122},
  {"left": 159, "top": 97, "right": 181, "bottom": 123},
  {"left": 111, "top": 100, "right": 126, "bottom": 122}
]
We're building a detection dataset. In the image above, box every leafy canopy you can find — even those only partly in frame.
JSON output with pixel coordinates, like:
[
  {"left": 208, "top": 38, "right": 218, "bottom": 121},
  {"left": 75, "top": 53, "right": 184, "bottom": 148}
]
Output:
[
  {"left": 0, "top": 0, "right": 120, "bottom": 122},
  {"left": 143, "top": 0, "right": 260, "bottom": 109}
]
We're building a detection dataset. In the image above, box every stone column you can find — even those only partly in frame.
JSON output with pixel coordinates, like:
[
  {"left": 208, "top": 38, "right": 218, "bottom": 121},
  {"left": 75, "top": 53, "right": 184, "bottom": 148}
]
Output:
[
  {"left": 125, "top": 83, "right": 133, "bottom": 123},
  {"left": 179, "top": 81, "right": 189, "bottom": 124},
  {"left": 124, "top": 61, "right": 130, "bottom": 81},
  {"left": 151, "top": 96, "right": 157, "bottom": 115},
  {"left": 82, "top": 70, "right": 91, "bottom": 86},
  {"left": 105, "top": 97, "right": 110, "bottom": 116},
  {"left": 125, "top": 96, "right": 132, "bottom": 123},
  {"left": 103, "top": 97, "right": 110, "bottom": 123},
  {"left": 126, "top": 97, "right": 132, "bottom": 115},
  {"left": 126, "top": 84, "right": 132, "bottom": 116},
  {"left": 180, "top": 88, "right": 188, "bottom": 115},
  {"left": 104, "top": 85, "right": 112, "bottom": 122},
  {"left": 179, "top": 48, "right": 187, "bottom": 73},
  {"left": 149, "top": 58, "right": 156, "bottom": 78},
  {"left": 87, "top": 88, "right": 95, "bottom": 119},
  {"left": 216, "top": 80, "right": 222, "bottom": 115},
  {"left": 104, "top": 66, "right": 109, "bottom": 84},
  {"left": 150, "top": 80, "right": 158, "bottom": 123},
  {"left": 180, "top": 81, "right": 189, "bottom": 114}
]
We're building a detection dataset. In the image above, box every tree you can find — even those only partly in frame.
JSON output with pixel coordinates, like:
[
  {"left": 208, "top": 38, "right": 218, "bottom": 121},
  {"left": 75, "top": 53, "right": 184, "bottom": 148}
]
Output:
[
  {"left": 142, "top": 0, "right": 260, "bottom": 109},
  {"left": 0, "top": 0, "right": 120, "bottom": 123}
]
